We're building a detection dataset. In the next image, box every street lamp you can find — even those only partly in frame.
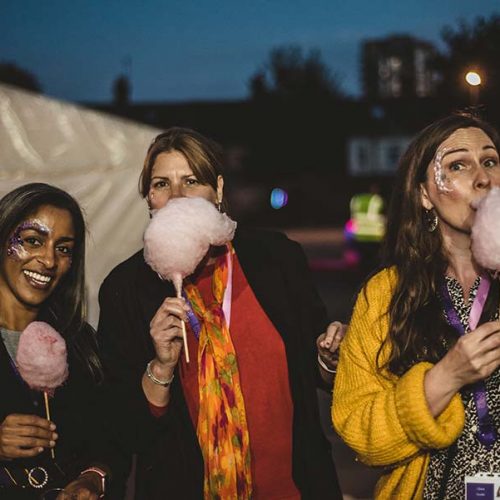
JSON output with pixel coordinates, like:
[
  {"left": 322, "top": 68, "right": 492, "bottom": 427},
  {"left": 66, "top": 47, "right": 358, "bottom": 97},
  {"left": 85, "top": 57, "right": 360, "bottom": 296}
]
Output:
[{"left": 465, "top": 70, "right": 482, "bottom": 105}]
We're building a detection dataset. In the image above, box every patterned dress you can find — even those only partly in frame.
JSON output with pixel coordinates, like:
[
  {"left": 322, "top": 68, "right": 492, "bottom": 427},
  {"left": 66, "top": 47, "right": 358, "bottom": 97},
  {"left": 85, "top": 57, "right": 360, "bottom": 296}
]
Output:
[{"left": 424, "top": 277, "right": 500, "bottom": 499}]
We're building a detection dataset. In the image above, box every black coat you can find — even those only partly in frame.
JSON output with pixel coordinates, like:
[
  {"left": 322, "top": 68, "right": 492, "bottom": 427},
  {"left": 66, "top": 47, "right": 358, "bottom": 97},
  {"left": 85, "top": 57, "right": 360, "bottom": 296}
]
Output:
[{"left": 98, "top": 228, "right": 342, "bottom": 499}]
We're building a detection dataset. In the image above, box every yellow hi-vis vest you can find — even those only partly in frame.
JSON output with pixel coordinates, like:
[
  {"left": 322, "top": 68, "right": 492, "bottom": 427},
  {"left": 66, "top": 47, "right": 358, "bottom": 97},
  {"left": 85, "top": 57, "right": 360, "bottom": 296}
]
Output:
[{"left": 350, "top": 193, "right": 386, "bottom": 242}]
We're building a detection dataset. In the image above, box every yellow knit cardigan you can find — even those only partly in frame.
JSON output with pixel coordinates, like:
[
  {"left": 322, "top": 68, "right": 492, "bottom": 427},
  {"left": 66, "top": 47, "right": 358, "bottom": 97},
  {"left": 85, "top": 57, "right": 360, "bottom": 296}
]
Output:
[{"left": 332, "top": 267, "right": 465, "bottom": 499}]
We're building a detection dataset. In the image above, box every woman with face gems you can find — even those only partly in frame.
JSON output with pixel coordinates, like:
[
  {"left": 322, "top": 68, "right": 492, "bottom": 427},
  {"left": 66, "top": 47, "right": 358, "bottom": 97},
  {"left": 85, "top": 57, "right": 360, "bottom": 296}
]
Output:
[
  {"left": 333, "top": 113, "right": 500, "bottom": 499},
  {"left": 0, "top": 184, "right": 112, "bottom": 500},
  {"left": 97, "top": 127, "right": 343, "bottom": 499}
]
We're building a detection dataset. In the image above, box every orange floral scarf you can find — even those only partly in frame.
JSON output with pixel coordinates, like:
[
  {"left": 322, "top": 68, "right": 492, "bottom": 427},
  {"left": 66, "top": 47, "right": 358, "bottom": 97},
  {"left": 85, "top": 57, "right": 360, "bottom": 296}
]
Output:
[{"left": 184, "top": 245, "right": 253, "bottom": 499}]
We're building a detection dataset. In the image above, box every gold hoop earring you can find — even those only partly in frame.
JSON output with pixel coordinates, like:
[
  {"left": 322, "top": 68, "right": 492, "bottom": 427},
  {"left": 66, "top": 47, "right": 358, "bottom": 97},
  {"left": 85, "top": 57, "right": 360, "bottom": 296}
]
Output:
[{"left": 425, "top": 209, "right": 438, "bottom": 232}]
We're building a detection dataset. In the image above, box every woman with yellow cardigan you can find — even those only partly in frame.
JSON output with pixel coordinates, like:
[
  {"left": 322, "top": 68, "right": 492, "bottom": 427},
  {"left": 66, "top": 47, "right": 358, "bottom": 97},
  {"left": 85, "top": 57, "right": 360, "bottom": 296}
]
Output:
[{"left": 333, "top": 113, "right": 500, "bottom": 499}]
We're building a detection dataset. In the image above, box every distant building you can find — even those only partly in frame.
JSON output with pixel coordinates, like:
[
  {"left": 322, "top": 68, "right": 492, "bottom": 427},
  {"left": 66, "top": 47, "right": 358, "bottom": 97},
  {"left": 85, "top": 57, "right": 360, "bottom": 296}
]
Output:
[
  {"left": 362, "top": 35, "right": 440, "bottom": 100},
  {"left": 348, "top": 135, "right": 411, "bottom": 176}
]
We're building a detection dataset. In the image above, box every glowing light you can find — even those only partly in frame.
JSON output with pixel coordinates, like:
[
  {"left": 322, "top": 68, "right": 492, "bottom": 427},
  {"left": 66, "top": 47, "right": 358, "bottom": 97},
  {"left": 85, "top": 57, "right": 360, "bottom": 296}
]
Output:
[
  {"left": 344, "top": 219, "right": 357, "bottom": 241},
  {"left": 345, "top": 219, "right": 356, "bottom": 234},
  {"left": 465, "top": 71, "right": 481, "bottom": 86},
  {"left": 270, "top": 188, "right": 288, "bottom": 209}
]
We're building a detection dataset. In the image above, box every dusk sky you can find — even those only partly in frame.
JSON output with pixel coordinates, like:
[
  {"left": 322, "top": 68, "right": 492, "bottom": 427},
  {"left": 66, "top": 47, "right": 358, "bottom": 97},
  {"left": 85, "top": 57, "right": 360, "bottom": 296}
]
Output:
[{"left": 1, "top": 0, "right": 499, "bottom": 104}]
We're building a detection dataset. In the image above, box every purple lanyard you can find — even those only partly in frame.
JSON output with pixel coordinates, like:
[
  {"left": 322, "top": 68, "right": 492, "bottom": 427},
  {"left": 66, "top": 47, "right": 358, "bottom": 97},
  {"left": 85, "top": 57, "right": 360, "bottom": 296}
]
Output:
[{"left": 441, "top": 274, "right": 496, "bottom": 449}]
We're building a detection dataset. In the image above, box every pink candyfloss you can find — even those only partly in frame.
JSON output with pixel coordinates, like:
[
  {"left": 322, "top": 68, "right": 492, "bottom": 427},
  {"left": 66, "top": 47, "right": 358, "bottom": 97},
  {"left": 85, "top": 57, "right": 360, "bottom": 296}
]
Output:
[
  {"left": 471, "top": 187, "right": 500, "bottom": 272},
  {"left": 16, "top": 321, "right": 69, "bottom": 395},
  {"left": 144, "top": 197, "right": 237, "bottom": 291}
]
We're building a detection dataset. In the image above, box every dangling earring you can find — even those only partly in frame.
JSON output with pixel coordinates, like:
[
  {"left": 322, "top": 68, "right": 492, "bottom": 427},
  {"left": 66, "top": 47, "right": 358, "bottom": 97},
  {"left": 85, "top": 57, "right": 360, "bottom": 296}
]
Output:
[
  {"left": 425, "top": 208, "right": 438, "bottom": 232},
  {"left": 216, "top": 199, "right": 222, "bottom": 213}
]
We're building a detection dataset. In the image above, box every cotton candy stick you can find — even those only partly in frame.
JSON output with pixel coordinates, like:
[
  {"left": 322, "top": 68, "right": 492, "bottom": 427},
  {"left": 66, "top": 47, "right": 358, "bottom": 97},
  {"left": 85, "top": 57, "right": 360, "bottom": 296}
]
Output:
[
  {"left": 43, "top": 392, "right": 54, "bottom": 459},
  {"left": 172, "top": 273, "right": 190, "bottom": 363}
]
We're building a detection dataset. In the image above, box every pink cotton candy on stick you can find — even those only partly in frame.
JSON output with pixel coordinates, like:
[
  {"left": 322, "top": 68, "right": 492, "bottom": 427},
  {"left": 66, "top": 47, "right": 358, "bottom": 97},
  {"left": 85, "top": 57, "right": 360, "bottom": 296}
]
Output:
[
  {"left": 143, "top": 197, "right": 237, "bottom": 362},
  {"left": 472, "top": 187, "right": 500, "bottom": 273},
  {"left": 16, "top": 321, "right": 68, "bottom": 395},
  {"left": 16, "top": 321, "right": 68, "bottom": 459}
]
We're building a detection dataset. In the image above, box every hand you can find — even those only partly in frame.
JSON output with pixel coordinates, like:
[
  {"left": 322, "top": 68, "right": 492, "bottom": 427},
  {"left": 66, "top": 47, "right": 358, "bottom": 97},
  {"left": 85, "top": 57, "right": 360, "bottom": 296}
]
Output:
[
  {"left": 0, "top": 414, "right": 57, "bottom": 460},
  {"left": 439, "top": 320, "right": 500, "bottom": 390},
  {"left": 316, "top": 321, "right": 347, "bottom": 372},
  {"left": 57, "top": 472, "right": 102, "bottom": 500},
  {"left": 149, "top": 296, "right": 190, "bottom": 371}
]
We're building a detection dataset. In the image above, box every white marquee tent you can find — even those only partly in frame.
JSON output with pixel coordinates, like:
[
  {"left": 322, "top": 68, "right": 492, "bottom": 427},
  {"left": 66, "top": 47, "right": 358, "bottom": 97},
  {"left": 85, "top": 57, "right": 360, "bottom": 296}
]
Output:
[{"left": 0, "top": 83, "right": 162, "bottom": 326}]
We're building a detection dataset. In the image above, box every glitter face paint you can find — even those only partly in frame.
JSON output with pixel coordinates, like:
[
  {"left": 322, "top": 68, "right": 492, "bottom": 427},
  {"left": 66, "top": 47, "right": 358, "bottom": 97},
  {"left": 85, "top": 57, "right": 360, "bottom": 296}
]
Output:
[
  {"left": 0, "top": 206, "right": 75, "bottom": 310},
  {"left": 423, "top": 128, "right": 500, "bottom": 242},
  {"left": 7, "top": 220, "right": 50, "bottom": 260},
  {"left": 433, "top": 140, "right": 500, "bottom": 196},
  {"left": 433, "top": 147, "right": 453, "bottom": 193}
]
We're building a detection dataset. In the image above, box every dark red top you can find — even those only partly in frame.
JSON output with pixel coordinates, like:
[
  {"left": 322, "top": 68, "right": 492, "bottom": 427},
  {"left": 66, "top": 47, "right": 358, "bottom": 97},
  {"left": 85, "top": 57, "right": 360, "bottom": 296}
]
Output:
[{"left": 172, "top": 254, "right": 300, "bottom": 499}]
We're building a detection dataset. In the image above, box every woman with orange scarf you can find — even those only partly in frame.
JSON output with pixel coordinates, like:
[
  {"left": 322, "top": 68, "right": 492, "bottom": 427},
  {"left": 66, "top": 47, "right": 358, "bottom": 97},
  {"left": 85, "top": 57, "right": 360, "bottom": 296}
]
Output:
[{"left": 98, "top": 127, "right": 343, "bottom": 499}]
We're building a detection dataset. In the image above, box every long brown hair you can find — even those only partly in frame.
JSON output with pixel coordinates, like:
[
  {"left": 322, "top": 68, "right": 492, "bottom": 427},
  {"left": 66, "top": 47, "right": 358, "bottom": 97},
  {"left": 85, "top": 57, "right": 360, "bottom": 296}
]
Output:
[{"left": 379, "top": 113, "right": 500, "bottom": 375}]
